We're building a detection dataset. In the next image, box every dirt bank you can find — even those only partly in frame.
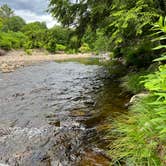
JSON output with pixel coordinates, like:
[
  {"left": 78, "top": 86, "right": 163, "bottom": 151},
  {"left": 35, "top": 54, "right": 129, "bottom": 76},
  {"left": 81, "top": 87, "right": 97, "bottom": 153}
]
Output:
[{"left": 0, "top": 50, "right": 92, "bottom": 73}]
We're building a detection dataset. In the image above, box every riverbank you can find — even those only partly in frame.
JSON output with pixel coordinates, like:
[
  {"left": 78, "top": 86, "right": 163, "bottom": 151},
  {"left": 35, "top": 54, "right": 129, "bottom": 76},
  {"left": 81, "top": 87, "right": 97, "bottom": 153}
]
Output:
[{"left": 0, "top": 50, "right": 92, "bottom": 73}]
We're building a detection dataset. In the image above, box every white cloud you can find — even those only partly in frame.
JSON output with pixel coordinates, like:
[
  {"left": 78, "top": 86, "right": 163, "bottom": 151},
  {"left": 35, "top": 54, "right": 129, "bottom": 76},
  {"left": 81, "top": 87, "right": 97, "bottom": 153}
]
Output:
[{"left": 15, "top": 10, "right": 58, "bottom": 28}]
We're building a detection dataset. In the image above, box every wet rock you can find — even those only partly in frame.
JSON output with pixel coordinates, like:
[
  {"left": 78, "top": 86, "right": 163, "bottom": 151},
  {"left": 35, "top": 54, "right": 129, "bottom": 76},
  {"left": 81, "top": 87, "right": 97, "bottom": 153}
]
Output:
[
  {"left": 70, "top": 110, "right": 86, "bottom": 117},
  {"left": 12, "top": 93, "right": 25, "bottom": 98},
  {"left": 84, "top": 99, "right": 95, "bottom": 105},
  {"left": 126, "top": 92, "right": 149, "bottom": 107}
]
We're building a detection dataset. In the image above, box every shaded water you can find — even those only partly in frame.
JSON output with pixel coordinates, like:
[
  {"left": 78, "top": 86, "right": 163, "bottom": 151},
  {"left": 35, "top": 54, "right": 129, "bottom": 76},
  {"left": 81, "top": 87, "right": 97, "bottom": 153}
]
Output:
[{"left": 0, "top": 60, "right": 128, "bottom": 166}]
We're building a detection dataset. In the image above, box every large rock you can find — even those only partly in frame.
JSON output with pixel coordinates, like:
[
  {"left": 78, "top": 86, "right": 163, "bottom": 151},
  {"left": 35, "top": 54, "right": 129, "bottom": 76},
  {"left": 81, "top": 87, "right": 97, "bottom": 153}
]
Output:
[
  {"left": 129, "top": 93, "right": 149, "bottom": 104},
  {"left": 125, "top": 92, "right": 149, "bottom": 107}
]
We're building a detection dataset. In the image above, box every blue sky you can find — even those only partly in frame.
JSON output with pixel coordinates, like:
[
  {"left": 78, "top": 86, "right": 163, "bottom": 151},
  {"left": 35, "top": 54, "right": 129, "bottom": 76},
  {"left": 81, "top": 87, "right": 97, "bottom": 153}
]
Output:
[{"left": 0, "top": 0, "right": 57, "bottom": 28}]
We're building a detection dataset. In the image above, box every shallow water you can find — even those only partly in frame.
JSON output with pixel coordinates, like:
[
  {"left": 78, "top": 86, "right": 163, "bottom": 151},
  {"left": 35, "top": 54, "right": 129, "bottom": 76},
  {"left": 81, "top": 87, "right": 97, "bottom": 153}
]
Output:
[{"left": 0, "top": 60, "right": 128, "bottom": 166}]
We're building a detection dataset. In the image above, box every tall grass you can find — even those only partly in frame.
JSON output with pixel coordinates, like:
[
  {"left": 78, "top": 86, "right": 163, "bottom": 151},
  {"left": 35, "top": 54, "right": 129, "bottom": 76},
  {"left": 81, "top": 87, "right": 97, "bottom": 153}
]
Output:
[
  {"left": 120, "top": 71, "right": 146, "bottom": 94},
  {"left": 108, "top": 65, "right": 166, "bottom": 166}
]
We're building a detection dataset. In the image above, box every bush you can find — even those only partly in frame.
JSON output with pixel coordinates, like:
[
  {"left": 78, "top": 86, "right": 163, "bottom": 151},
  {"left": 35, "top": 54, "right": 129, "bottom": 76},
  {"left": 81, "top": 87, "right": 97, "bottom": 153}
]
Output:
[
  {"left": 93, "top": 31, "right": 110, "bottom": 52},
  {"left": 0, "top": 31, "right": 26, "bottom": 50},
  {"left": 66, "top": 49, "right": 77, "bottom": 54},
  {"left": 120, "top": 39, "right": 155, "bottom": 68},
  {"left": 79, "top": 43, "right": 91, "bottom": 53},
  {"left": 24, "top": 49, "right": 32, "bottom": 55},
  {"left": 44, "top": 39, "right": 56, "bottom": 53},
  {"left": 56, "top": 44, "right": 66, "bottom": 51}
]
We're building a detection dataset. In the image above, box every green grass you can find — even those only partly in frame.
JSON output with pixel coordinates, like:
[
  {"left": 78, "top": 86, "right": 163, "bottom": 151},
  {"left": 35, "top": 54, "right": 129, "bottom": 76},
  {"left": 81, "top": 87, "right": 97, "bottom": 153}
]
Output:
[{"left": 107, "top": 65, "right": 166, "bottom": 166}]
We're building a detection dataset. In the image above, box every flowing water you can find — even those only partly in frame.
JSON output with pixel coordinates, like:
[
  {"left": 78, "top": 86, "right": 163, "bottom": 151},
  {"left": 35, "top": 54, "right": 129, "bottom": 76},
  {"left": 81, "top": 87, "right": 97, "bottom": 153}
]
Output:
[{"left": 0, "top": 59, "right": 128, "bottom": 166}]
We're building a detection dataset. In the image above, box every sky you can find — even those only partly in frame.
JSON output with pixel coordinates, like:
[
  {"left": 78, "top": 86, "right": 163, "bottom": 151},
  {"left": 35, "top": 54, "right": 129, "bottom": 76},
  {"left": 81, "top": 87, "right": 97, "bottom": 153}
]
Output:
[{"left": 0, "top": 0, "right": 57, "bottom": 28}]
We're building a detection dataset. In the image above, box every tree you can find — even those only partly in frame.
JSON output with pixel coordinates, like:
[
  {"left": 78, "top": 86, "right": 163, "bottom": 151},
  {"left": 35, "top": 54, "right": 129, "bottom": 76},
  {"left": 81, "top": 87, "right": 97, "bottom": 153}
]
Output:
[
  {"left": 21, "top": 22, "right": 47, "bottom": 33},
  {"left": 49, "top": 26, "right": 70, "bottom": 45},
  {"left": 21, "top": 22, "right": 48, "bottom": 49},
  {"left": 48, "top": 0, "right": 160, "bottom": 65},
  {"left": 48, "top": 0, "right": 113, "bottom": 38},
  {"left": 2, "top": 16, "right": 26, "bottom": 32},
  {"left": 0, "top": 4, "right": 14, "bottom": 18}
]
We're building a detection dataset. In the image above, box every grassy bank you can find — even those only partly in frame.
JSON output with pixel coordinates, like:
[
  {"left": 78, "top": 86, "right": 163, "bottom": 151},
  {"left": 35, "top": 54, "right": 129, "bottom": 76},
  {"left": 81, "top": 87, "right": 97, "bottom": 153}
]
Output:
[{"left": 107, "top": 64, "right": 166, "bottom": 165}]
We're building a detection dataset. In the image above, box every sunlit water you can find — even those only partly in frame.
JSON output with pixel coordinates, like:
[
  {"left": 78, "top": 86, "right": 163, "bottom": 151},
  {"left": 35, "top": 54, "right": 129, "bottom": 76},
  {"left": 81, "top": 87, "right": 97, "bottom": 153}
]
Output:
[{"left": 0, "top": 60, "right": 128, "bottom": 166}]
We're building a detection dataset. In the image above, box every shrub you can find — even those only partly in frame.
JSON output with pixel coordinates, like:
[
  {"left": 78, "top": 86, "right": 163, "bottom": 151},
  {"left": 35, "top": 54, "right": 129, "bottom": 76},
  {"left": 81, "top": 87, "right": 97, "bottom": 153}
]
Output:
[
  {"left": 44, "top": 39, "right": 56, "bottom": 53},
  {"left": 25, "top": 49, "right": 32, "bottom": 55},
  {"left": 0, "top": 31, "right": 26, "bottom": 50},
  {"left": 56, "top": 44, "right": 66, "bottom": 51},
  {"left": 120, "top": 39, "right": 155, "bottom": 68},
  {"left": 79, "top": 43, "right": 91, "bottom": 53},
  {"left": 66, "top": 49, "right": 77, "bottom": 54}
]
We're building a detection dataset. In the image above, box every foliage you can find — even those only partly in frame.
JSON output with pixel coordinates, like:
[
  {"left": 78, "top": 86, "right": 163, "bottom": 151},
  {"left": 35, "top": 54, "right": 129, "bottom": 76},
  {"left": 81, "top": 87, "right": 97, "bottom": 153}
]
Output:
[
  {"left": 24, "top": 49, "right": 32, "bottom": 55},
  {"left": 44, "top": 26, "right": 71, "bottom": 52},
  {"left": 21, "top": 22, "right": 47, "bottom": 33},
  {"left": 0, "top": 31, "right": 26, "bottom": 50},
  {"left": 56, "top": 44, "right": 66, "bottom": 51},
  {"left": 108, "top": 18, "right": 166, "bottom": 165},
  {"left": 44, "top": 38, "right": 56, "bottom": 53},
  {"left": 121, "top": 39, "right": 156, "bottom": 67},
  {"left": 79, "top": 43, "right": 90, "bottom": 53},
  {"left": 68, "top": 35, "right": 79, "bottom": 51},
  {"left": 0, "top": 4, "right": 14, "bottom": 18},
  {"left": 109, "top": 0, "right": 158, "bottom": 47},
  {"left": 93, "top": 30, "right": 110, "bottom": 53},
  {"left": 0, "top": 18, "right": 3, "bottom": 30},
  {"left": 120, "top": 71, "right": 146, "bottom": 94},
  {"left": 2, "top": 16, "right": 26, "bottom": 32},
  {"left": 48, "top": 0, "right": 112, "bottom": 37},
  {"left": 109, "top": 65, "right": 166, "bottom": 165},
  {"left": 49, "top": 26, "right": 70, "bottom": 46},
  {"left": 48, "top": 0, "right": 162, "bottom": 67}
]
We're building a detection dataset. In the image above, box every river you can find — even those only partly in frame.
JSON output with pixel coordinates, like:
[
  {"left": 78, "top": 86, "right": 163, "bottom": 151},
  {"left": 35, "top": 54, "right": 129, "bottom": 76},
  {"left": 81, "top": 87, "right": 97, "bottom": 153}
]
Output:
[{"left": 0, "top": 60, "right": 128, "bottom": 166}]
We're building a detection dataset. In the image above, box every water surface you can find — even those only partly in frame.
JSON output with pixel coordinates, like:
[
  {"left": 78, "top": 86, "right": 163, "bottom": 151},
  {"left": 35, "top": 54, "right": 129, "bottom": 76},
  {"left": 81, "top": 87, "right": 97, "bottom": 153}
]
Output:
[{"left": 0, "top": 60, "right": 128, "bottom": 166}]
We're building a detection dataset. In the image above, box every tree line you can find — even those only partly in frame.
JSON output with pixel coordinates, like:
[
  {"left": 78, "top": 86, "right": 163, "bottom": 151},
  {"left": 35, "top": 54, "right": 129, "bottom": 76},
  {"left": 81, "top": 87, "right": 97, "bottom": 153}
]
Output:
[{"left": 0, "top": 4, "right": 92, "bottom": 54}]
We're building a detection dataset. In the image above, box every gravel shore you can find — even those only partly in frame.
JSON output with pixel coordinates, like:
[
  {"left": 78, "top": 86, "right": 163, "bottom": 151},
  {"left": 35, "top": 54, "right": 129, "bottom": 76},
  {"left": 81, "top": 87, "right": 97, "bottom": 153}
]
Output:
[{"left": 0, "top": 50, "right": 92, "bottom": 73}]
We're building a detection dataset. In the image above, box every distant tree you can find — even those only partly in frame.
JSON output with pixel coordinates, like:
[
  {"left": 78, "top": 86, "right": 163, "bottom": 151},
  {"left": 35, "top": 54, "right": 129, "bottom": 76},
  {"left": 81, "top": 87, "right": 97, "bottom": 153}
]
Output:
[
  {"left": 2, "top": 16, "right": 26, "bottom": 32},
  {"left": 0, "top": 4, "right": 14, "bottom": 18},
  {"left": 21, "top": 22, "right": 48, "bottom": 49},
  {"left": 21, "top": 22, "right": 47, "bottom": 33},
  {"left": 49, "top": 26, "right": 70, "bottom": 45}
]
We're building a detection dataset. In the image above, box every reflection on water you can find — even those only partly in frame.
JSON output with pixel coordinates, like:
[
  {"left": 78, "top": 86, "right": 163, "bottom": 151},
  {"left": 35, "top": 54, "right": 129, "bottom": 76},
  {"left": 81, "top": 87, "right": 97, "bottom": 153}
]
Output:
[{"left": 0, "top": 60, "right": 128, "bottom": 166}]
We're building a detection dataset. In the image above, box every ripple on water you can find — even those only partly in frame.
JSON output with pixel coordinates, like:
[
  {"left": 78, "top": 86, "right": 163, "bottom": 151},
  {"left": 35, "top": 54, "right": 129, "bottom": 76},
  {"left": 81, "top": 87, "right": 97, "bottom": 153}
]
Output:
[{"left": 0, "top": 61, "right": 128, "bottom": 166}]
